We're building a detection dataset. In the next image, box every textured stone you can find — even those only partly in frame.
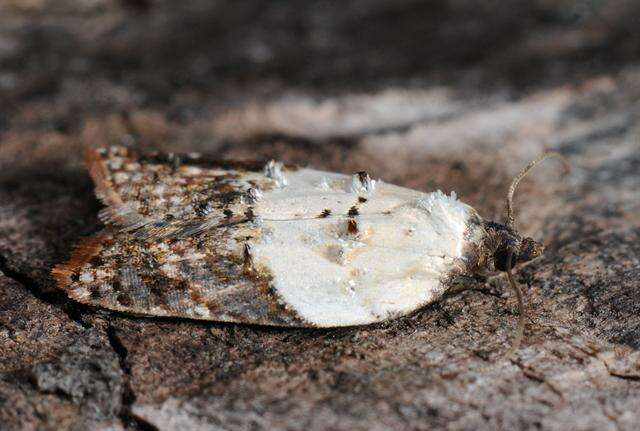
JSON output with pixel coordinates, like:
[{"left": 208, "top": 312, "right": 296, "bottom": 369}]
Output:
[{"left": 1, "top": 1, "right": 639, "bottom": 430}]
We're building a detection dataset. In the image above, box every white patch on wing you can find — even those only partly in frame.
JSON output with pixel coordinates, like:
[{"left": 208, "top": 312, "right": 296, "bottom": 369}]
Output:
[
  {"left": 249, "top": 168, "right": 476, "bottom": 326},
  {"left": 254, "top": 168, "right": 417, "bottom": 220}
]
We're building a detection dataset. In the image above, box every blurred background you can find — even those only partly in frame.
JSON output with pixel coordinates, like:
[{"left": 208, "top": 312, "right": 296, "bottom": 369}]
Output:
[
  {"left": 1, "top": 2, "right": 640, "bottom": 430},
  {"left": 2, "top": 0, "right": 639, "bottom": 132}
]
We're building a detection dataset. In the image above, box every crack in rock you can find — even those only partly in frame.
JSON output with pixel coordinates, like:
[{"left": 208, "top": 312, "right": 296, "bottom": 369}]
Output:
[{"left": 0, "top": 253, "right": 91, "bottom": 329}]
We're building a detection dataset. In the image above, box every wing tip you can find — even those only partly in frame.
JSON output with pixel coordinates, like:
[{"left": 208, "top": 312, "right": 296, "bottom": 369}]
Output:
[
  {"left": 84, "top": 146, "right": 111, "bottom": 202},
  {"left": 52, "top": 234, "right": 108, "bottom": 290},
  {"left": 84, "top": 146, "right": 146, "bottom": 229}
]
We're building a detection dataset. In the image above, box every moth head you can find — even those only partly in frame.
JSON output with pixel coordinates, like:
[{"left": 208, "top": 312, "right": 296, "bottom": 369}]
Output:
[
  {"left": 490, "top": 227, "right": 545, "bottom": 271},
  {"left": 492, "top": 151, "right": 570, "bottom": 272},
  {"left": 483, "top": 151, "right": 569, "bottom": 357}
]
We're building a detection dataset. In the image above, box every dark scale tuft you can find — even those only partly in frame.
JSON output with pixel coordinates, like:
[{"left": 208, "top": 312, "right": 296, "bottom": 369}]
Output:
[
  {"left": 196, "top": 202, "right": 213, "bottom": 217},
  {"left": 243, "top": 243, "right": 253, "bottom": 270},
  {"left": 319, "top": 208, "right": 332, "bottom": 218},
  {"left": 357, "top": 171, "right": 369, "bottom": 184},
  {"left": 88, "top": 255, "right": 104, "bottom": 266},
  {"left": 347, "top": 219, "right": 359, "bottom": 235},
  {"left": 117, "top": 292, "right": 133, "bottom": 307}
]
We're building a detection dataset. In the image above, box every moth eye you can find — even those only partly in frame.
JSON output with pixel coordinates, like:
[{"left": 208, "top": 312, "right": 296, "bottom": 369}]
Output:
[
  {"left": 493, "top": 246, "right": 517, "bottom": 272},
  {"left": 517, "top": 237, "right": 544, "bottom": 263}
]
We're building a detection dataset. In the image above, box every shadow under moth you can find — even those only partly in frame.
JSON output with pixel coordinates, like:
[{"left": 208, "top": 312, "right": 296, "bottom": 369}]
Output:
[{"left": 53, "top": 146, "right": 567, "bottom": 355}]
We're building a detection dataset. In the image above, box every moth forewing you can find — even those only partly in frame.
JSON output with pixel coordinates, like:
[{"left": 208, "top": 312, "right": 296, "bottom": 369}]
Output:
[
  {"left": 56, "top": 145, "right": 562, "bottom": 360},
  {"left": 55, "top": 146, "right": 493, "bottom": 327}
]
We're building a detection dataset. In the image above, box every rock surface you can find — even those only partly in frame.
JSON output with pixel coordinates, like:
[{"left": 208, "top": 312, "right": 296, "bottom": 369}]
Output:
[{"left": 1, "top": 1, "right": 639, "bottom": 430}]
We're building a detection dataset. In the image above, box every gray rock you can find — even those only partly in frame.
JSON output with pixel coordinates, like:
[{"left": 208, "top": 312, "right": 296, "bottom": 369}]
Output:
[
  {"left": 0, "top": 1, "right": 639, "bottom": 430},
  {"left": 31, "top": 331, "right": 124, "bottom": 421}
]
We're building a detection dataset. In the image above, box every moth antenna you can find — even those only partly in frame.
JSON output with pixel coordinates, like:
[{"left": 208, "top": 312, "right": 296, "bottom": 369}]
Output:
[
  {"left": 505, "top": 250, "right": 524, "bottom": 358},
  {"left": 505, "top": 151, "right": 570, "bottom": 229}
]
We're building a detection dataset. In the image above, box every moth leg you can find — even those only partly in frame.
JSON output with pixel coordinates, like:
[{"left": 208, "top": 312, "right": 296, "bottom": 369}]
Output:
[{"left": 445, "top": 274, "right": 488, "bottom": 296}]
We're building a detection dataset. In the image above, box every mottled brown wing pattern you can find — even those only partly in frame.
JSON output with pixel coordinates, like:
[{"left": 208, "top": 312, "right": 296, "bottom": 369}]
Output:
[
  {"left": 52, "top": 145, "right": 307, "bottom": 324},
  {"left": 56, "top": 145, "right": 470, "bottom": 326},
  {"left": 86, "top": 146, "right": 282, "bottom": 239},
  {"left": 53, "top": 226, "right": 305, "bottom": 325}
]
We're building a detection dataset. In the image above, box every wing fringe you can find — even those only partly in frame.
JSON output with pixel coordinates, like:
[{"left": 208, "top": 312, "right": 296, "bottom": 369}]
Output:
[
  {"left": 86, "top": 147, "right": 154, "bottom": 230},
  {"left": 52, "top": 233, "right": 107, "bottom": 289}
]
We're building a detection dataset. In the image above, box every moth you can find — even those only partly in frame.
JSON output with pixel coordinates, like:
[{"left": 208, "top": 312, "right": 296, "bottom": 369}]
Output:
[{"left": 54, "top": 146, "right": 566, "bottom": 353}]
